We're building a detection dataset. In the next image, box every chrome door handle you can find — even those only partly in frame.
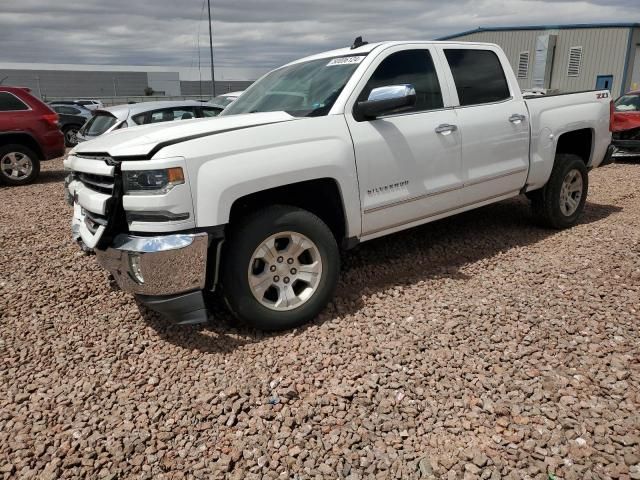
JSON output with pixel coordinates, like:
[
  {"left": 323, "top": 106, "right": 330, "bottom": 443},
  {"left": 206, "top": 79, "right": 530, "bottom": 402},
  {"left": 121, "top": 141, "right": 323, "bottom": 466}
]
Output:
[
  {"left": 435, "top": 124, "right": 458, "bottom": 134},
  {"left": 509, "top": 114, "right": 526, "bottom": 124}
]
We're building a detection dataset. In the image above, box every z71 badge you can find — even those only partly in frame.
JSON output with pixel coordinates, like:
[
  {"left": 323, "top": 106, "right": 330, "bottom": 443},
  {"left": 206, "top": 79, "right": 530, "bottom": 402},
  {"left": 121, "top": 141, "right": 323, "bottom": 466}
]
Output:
[{"left": 596, "top": 92, "right": 609, "bottom": 99}]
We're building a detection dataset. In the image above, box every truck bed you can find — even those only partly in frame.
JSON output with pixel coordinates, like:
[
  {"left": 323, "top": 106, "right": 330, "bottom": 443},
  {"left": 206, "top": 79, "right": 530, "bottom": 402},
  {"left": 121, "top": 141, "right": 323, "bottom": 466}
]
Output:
[{"left": 523, "top": 89, "right": 612, "bottom": 191}]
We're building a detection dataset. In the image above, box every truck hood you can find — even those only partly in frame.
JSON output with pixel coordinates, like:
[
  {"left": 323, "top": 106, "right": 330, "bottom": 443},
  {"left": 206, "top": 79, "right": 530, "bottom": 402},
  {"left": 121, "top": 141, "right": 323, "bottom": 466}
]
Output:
[{"left": 71, "top": 111, "right": 297, "bottom": 158}]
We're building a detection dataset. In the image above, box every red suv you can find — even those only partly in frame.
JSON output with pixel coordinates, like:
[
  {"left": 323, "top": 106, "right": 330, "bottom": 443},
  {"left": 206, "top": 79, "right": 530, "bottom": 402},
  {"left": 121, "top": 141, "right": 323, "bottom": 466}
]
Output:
[{"left": 0, "top": 86, "right": 65, "bottom": 185}]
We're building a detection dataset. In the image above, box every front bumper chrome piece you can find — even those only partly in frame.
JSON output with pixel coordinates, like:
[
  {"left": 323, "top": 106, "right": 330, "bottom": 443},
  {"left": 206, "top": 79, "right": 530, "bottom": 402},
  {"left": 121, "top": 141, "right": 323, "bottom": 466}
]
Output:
[{"left": 95, "top": 232, "right": 209, "bottom": 296}]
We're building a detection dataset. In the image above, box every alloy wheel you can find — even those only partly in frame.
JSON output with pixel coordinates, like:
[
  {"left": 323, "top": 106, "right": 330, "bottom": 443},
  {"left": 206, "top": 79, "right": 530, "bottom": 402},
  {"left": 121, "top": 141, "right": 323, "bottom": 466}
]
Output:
[
  {"left": 248, "top": 231, "right": 323, "bottom": 311},
  {"left": 0, "top": 152, "right": 33, "bottom": 180},
  {"left": 559, "top": 168, "right": 583, "bottom": 216}
]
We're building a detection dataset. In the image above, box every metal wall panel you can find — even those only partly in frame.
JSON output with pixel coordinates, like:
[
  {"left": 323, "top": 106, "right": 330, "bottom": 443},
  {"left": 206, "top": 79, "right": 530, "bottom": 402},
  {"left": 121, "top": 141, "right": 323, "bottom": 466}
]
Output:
[
  {"left": 626, "top": 28, "right": 640, "bottom": 92},
  {"left": 0, "top": 69, "right": 149, "bottom": 99},
  {"left": 147, "top": 72, "right": 181, "bottom": 96},
  {"left": 448, "top": 27, "right": 632, "bottom": 94},
  {"left": 179, "top": 80, "right": 253, "bottom": 96}
]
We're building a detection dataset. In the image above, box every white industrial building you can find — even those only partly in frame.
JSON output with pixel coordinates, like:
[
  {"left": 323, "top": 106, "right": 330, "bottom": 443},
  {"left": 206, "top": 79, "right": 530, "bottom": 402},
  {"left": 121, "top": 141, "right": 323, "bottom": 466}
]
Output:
[
  {"left": 440, "top": 23, "right": 640, "bottom": 96},
  {"left": 0, "top": 63, "right": 258, "bottom": 100}
]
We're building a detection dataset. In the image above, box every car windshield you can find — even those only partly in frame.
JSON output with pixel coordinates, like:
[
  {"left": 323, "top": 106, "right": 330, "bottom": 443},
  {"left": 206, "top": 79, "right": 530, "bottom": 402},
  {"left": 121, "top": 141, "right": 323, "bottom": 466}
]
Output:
[
  {"left": 82, "top": 112, "right": 117, "bottom": 136},
  {"left": 210, "top": 95, "right": 236, "bottom": 108},
  {"left": 221, "top": 55, "right": 366, "bottom": 117},
  {"left": 615, "top": 94, "right": 640, "bottom": 112}
]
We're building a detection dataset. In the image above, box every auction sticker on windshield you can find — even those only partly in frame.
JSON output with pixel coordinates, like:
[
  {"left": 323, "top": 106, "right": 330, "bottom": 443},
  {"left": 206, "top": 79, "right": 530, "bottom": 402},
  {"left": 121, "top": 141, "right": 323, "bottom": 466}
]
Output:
[{"left": 327, "top": 56, "right": 365, "bottom": 66}]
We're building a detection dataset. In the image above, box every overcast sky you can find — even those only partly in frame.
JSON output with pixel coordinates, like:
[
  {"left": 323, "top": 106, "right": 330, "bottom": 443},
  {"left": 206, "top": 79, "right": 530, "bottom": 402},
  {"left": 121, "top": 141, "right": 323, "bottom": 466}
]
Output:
[{"left": 1, "top": 0, "right": 639, "bottom": 79}]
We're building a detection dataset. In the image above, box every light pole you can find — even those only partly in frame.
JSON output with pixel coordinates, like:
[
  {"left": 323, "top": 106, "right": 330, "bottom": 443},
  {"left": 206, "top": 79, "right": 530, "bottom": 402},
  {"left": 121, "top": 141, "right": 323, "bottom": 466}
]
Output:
[
  {"left": 207, "top": 0, "right": 216, "bottom": 98},
  {"left": 35, "top": 76, "right": 42, "bottom": 98}
]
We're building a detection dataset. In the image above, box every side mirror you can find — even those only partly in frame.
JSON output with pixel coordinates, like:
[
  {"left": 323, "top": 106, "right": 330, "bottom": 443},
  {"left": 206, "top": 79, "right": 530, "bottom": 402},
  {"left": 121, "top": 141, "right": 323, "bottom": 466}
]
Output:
[{"left": 356, "top": 84, "right": 416, "bottom": 120}]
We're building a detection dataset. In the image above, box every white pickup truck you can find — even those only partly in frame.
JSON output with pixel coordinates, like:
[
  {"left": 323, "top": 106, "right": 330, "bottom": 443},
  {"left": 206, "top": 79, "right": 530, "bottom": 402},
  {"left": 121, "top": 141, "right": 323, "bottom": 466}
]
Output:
[{"left": 64, "top": 40, "right": 614, "bottom": 330}]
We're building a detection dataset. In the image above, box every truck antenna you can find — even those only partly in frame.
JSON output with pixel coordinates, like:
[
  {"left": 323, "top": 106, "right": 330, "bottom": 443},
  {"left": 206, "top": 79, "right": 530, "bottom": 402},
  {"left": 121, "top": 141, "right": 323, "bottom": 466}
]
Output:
[{"left": 351, "top": 36, "right": 368, "bottom": 50}]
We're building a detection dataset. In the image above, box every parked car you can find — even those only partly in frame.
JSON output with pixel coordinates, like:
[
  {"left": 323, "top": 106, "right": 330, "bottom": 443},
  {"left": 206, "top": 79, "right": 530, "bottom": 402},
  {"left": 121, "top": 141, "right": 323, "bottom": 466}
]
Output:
[
  {"left": 76, "top": 100, "right": 223, "bottom": 143},
  {"left": 76, "top": 99, "right": 104, "bottom": 110},
  {"left": 51, "top": 104, "right": 92, "bottom": 147},
  {"left": 0, "top": 86, "right": 65, "bottom": 185},
  {"left": 64, "top": 40, "right": 613, "bottom": 330},
  {"left": 611, "top": 90, "right": 640, "bottom": 158},
  {"left": 206, "top": 91, "right": 244, "bottom": 115},
  {"left": 50, "top": 99, "right": 104, "bottom": 111}
]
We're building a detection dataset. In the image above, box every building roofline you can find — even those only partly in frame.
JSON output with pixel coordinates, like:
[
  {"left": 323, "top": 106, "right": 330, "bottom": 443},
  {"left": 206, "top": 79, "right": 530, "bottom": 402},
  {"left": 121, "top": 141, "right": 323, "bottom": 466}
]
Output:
[{"left": 438, "top": 22, "right": 640, "bottom": 40}]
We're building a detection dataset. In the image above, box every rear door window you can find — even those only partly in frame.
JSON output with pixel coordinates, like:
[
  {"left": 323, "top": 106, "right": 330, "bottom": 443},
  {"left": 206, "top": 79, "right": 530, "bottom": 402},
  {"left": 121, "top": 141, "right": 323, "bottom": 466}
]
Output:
[
  {"left": 200, "top": 106, "right": 223, "bottom": 117},
  {"left": 444, "top": 49, "right": 511, "bottom": 106},
  {"left": 131, "top": 112, "right": 147, "bottom": 125},
  {"left": 0, "top": 92, "right": 29, "bottom": 111},
  {"left": 148, "top": 108, "right": 196, "bottom": 123},
  {"left": 82, "top": 113, "right": 117, "bottom": 136},
  {"left": 55, "top": 106, "right": 77, "bottom": 115}
]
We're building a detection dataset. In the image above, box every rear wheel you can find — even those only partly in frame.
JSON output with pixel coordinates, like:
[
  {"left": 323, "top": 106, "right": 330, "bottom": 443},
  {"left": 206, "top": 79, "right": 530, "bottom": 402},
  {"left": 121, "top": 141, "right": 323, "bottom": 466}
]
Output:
[
  {"left": 221, "top": 205, "right": 340, "bottom": 331},
  {"left": 530, "top": 153, "right": 588, "bottom": 229},
  {"left": 63, "top": 125, "right": 81, "bottom": 147},
  {"left": 0, "top": 144, "right": 40, "bottom": 186}
]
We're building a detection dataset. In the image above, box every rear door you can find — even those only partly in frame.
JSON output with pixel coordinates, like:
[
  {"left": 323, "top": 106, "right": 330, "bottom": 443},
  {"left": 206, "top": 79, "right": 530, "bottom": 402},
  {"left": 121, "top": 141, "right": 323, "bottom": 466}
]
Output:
[
  {"left": 439, "top": 46, "right": 529, "bottom": 204},
  {"left": 344, "top": 46, "right": 463, "bottom": 237}
]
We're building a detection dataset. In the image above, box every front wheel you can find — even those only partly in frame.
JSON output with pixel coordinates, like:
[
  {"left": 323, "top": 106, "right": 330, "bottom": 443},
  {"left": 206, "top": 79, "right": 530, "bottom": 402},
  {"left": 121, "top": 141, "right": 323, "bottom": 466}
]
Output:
[
  {"left": 530, "top": 153, "right": 588, "bottom": 229},
  {"left": 221, "top": 205, "right": 340, "bottom": 331}
]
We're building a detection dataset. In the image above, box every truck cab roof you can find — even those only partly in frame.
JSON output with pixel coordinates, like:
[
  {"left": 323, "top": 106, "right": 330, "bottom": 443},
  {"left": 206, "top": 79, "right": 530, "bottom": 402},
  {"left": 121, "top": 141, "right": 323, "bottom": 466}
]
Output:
[{"left": 286, "top": 40, "right": 500, "bottom": 66}]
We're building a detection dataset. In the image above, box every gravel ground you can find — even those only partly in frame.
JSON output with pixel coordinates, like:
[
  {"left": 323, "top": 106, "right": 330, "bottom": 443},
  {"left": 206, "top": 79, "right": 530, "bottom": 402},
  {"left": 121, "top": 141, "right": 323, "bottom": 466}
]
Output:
[{"left": 1, "top": 157, "right": 639, "bottom": 480}]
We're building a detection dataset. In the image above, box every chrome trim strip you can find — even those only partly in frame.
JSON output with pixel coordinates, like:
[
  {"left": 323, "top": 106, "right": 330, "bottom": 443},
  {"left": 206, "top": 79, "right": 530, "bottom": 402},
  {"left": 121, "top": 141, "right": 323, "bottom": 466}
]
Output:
[
  {"left": 363, "top": 167, "right": 527, "bottom": 214},
  {"left": 111, "top": 233, "right": 204, "bottom": 253},
  {"left": 64, "top": 154, "right": 115, "bottom": 176},
  {"left": 363, "top": 190, "right": 520, "bottom": 236},
  {"left": 364, "top": 184, "right": 463, "bottom": 214},
  {"left": 452, "top": 96, "right": 514, "bottom": 109},
  {"left": 463, "top": 166, "right": 528, "bottom": 187}
]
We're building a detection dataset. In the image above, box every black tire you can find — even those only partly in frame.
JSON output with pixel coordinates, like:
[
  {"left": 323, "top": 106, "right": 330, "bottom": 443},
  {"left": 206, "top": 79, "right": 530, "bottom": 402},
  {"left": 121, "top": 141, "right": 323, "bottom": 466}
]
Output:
[
  {"left": 221, "top": 205, "right": 340, "bottom": 331},
  {"left": 0, "top": 144, "right": 40, "bottom": 186},
  {"left": 63, "top": 125, "right": 81, "bottom": 147},
  {"left": 530, "top": 153, "right": 588, "bottom": 229}
]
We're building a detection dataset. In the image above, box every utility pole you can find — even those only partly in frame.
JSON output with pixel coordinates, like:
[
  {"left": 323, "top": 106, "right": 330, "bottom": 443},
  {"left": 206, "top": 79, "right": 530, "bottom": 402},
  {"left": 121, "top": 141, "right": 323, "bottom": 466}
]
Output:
[
  {"left": 35, "top": 76, "right": 42, "bottom": 97},
  {"left": 207, "top": 0, "right": 216, "bottom": 98}
]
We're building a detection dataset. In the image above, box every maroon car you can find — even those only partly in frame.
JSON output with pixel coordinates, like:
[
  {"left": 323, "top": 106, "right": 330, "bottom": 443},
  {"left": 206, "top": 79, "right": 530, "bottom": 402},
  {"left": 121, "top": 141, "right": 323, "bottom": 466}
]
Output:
[{"left": 0, "top": 86, "right": 65, "bottom": 185}]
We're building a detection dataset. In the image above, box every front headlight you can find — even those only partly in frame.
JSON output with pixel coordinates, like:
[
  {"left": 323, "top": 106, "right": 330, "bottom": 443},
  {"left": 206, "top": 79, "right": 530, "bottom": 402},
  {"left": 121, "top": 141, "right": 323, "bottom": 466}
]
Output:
[{"left": 123, "top": 167, "right": 184, "bottom": 195}]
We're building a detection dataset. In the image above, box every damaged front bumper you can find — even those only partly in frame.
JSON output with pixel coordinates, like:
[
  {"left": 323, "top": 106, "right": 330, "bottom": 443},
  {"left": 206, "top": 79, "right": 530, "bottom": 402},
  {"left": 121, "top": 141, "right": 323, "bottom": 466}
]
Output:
[{"left": 95, "top": 233, "right": 210, "bottom": 324}]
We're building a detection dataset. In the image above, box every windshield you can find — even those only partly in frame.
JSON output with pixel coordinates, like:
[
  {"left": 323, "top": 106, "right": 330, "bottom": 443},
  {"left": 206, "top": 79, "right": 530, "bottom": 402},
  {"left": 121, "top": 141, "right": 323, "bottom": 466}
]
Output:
[
  {"left": 210, "top": 95, "right": 236, "bottom": 108},
  {"left": 222, "top": 55, "right": 365, "bottom": 117},
  {"left": 615, "top": 94, "right": 640, "bottom": 112},
  {"left": 82, "top": 112, "right": 117, "bottom": 136}
]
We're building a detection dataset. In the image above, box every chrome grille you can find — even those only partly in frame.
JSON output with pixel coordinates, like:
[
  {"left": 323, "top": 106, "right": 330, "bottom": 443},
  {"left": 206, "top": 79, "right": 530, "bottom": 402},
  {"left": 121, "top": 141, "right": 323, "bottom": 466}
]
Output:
[
  {"left": 83, "top": 209, "right": 109, "bottom": 234},
  {"left": 77, "top": 172, "right": 115, "bottom": 195}
]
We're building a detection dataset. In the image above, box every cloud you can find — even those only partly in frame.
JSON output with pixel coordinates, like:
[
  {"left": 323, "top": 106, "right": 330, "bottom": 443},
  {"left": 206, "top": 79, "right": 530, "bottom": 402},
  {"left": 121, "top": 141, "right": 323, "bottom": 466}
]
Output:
[{"left": 0, "top": 0, "right": 638, "bottom": 79}]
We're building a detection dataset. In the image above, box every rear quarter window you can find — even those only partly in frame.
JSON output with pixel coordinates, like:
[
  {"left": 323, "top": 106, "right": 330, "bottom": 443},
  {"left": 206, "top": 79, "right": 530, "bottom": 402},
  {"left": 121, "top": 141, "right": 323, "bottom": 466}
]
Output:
[
  {"left": 444, "top": 49, "right": 511, "bottom": 106},
  {"left": 83, "top": 113, "right": 117, "bottom": 136},
  {"left": 0, "top": 92, "right": 30, "bottom": 111}
]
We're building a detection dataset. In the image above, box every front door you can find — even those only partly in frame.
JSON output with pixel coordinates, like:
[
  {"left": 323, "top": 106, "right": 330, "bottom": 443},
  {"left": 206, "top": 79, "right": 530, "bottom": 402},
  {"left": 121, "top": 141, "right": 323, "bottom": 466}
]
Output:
[
  {"left": 441, "top": 47, "right": 530, "bottom": 205},
  {"left": 596, "top": 75, "right": 614, "bottom": 91},
  {"left": 345, "top": 46, "right": 463, "bottom": 237}
]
